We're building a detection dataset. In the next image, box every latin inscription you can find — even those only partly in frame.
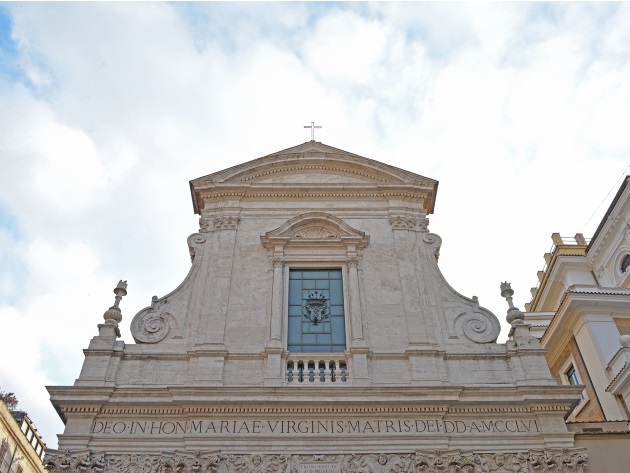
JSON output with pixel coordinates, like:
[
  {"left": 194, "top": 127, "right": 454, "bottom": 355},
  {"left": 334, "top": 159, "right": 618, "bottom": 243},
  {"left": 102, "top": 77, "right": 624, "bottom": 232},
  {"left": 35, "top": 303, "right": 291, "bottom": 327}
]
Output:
[
  {"left": 90, "top": 418, "right": 539, "bottom": 436},
  {"left": 298, "top": 464, "right": 339, "bottom": 473}
]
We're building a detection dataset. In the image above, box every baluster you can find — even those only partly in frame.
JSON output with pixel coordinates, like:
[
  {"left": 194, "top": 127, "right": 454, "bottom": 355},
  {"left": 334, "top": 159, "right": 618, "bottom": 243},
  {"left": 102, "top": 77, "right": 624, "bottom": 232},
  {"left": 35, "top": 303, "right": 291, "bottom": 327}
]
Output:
[
  {"left": 340, "top": 363, "right": 347, "bottom": 382},
  {"left": 330, "top": 361, "right": 336, "bottom": 382},
  {"left": 287, "top": 361, "right": 294, "bottom": 382},
  {"left": 298, "top": 361, "right": 304, "bottom": 383},
  {"left": 308, "top": 361, "right": 315, "bottom": 382},
  {"left": 324, "top": 360, "right": 331, "bottom": 383}
]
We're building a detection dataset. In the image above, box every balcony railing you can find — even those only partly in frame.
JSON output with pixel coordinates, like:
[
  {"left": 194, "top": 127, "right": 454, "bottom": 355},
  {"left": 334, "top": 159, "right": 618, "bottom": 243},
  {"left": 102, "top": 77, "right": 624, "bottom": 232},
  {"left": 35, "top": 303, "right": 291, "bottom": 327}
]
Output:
[
  {"left": 526, "top": 233, "right": 591, "bottom": 311},
  {"left": 286, "top": 356, "right": 348, "bottom": 384}
]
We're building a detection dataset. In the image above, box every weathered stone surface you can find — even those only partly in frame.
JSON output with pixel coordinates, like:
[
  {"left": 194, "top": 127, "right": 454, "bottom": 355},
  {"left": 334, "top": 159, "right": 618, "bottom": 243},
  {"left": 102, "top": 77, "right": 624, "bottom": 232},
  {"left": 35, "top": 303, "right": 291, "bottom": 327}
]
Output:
[
  {"left": 45, "top": 449, "right": 588, "bottom": 473},
  {"left": 48, "top": 142, "right": 584, "bottom": 468}
]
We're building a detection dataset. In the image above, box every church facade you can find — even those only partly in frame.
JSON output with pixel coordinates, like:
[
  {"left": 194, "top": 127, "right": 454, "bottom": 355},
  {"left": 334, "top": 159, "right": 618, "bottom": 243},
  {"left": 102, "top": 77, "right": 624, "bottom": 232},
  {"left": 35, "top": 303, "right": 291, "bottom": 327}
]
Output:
[{"left": 45, "top": 142, "right": 587, "bottom": 473}]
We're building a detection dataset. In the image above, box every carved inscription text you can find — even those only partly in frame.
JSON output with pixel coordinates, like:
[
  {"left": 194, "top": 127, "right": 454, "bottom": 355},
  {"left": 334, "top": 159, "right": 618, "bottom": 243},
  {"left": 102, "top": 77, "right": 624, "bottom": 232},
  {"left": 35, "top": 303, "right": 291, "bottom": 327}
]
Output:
[{"left": 90, "top": 418, "right": 540, "bottom": 437}]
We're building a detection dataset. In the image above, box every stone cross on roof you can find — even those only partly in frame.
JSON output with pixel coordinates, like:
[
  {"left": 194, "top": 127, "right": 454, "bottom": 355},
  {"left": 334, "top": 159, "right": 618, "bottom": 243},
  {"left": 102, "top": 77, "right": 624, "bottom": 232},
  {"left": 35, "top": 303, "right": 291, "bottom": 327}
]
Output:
[{"left": 303, "top": 121, "right": 322, "bottom": 141}]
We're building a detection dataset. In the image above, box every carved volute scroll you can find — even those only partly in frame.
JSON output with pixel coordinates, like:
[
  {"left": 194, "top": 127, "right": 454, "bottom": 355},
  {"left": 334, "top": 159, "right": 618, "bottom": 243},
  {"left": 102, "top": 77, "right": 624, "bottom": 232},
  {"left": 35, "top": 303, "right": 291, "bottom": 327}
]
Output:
[
  {"left": 130, "top": 309, "right": 178, "bottom": 344},
  {"left": 130, "top": 233, "right": 205, "bottom": 344},
  {"left": 454, "top": 307, "right": 501, "bottom": 343}
]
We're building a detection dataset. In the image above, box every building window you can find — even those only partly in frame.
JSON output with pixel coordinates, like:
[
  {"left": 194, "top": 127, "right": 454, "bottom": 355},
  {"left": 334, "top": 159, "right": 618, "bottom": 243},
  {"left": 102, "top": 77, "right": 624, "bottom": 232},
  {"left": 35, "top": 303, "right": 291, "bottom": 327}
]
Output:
[
  {"left": 566, "top": 365, "right": 585, "bottom": 400},
  {"left": 622, "top": 254, "right": 630, "bottom": 273},
  {"left": 288, "top": 269, "right": 346, "bottom": 352},
  {"left": 0, "top": 441, "right": 8, "bottom": 468}
]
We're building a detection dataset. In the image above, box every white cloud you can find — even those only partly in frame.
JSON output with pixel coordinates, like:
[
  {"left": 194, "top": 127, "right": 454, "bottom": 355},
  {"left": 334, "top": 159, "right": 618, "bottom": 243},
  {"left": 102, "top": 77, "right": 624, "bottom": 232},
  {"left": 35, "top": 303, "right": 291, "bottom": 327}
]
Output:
[{"left": 0, "top": 2, "right": 629, "bottom": 449}]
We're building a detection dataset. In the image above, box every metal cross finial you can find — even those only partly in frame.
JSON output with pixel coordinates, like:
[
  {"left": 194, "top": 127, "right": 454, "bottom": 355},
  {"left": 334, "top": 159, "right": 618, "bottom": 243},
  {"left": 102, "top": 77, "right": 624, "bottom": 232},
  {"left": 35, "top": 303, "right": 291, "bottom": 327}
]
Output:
[{"left": 304, "top": 121, "right": 322, "bottom": 141}]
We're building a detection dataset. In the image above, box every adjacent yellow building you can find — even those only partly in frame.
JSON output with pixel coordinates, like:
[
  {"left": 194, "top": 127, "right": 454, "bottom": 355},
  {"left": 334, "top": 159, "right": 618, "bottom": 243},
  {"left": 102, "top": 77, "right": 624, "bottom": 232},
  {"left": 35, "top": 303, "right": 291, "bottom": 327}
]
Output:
[
  {"left": 525, "top": 176, "right": 630, "bottom": 470},
  {"left": 0, "top": 400, "right": 46, "bottom": 473}
]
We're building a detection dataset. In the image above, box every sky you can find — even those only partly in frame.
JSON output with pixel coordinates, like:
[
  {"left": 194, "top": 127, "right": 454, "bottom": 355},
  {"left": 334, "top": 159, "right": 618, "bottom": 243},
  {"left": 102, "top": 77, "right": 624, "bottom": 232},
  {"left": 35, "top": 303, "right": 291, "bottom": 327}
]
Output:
[{"left": 0, "top": 2, "right": 629, "bottom": 449}]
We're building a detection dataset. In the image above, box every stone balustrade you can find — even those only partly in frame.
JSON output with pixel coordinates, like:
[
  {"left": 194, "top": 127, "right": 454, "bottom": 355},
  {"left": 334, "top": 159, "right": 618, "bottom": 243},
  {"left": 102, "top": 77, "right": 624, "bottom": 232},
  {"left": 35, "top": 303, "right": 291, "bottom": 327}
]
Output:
[{"left": 286, "top": 357, "right": 348, "bottom": 384}]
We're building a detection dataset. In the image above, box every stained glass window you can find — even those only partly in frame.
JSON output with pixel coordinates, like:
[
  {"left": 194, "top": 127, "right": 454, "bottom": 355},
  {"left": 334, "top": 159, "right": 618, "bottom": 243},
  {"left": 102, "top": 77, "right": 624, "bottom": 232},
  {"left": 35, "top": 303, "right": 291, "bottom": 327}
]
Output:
[{"left": 288, "top": 269, "right": 346, "bottom": 352}]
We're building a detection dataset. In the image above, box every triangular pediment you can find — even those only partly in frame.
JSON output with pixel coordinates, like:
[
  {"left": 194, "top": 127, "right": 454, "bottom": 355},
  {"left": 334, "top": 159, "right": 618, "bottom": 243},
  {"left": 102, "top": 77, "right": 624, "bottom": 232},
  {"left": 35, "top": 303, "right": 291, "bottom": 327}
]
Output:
[
  {"left": 192, "top": 141, "right": 436, "bottom": 185},
  {"left": 190, "top": 141, "right": 438, "bottom": 213}
]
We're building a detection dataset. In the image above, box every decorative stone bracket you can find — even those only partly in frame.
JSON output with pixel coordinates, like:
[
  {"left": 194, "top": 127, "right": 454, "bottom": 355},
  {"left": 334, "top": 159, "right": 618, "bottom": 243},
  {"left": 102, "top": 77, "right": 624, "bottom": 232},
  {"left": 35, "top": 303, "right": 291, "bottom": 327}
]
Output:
[
  {"left": 45, "top": 449, "right": 588, "bottom": 473},
  {"left": 200, "top": 216, "right": 240, "bottom": 232},
  {"left": 389, "top": 216, "right": 429, "bottom": 232}
]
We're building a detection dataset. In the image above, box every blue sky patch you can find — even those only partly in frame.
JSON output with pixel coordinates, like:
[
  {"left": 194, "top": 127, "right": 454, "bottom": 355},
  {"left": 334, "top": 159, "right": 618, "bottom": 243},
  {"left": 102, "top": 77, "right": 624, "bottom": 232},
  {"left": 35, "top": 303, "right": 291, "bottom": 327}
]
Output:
[
  {"left": 0, "top": 205, "right": 20, "bottom": 239},
  {"left": 0, "top": 5, "right": 35, "bottom": 88}
]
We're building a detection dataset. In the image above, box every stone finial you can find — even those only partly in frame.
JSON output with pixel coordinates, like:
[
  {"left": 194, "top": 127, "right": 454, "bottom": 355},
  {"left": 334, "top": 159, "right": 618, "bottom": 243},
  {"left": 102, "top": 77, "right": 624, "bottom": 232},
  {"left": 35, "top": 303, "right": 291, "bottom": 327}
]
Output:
[
  {"left": 620, "top": 334, "right": 630, "bottom": 348},
  {"left": 500, "top": 282, "right": 524, "bottom": 325},
  {"left": 101, "top": 280, "right": 128, "bottom": 337}
]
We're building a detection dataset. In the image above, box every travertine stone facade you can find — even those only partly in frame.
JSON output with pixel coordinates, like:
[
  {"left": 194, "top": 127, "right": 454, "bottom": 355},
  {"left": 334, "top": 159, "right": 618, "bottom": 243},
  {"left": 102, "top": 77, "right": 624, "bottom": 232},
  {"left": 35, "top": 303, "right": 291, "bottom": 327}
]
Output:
[
  {"left": 46, "top": 142, "right": 586, "bottom": 471},
  {"left": 45, "top": 450, "right": 588, "bottom": 473}
]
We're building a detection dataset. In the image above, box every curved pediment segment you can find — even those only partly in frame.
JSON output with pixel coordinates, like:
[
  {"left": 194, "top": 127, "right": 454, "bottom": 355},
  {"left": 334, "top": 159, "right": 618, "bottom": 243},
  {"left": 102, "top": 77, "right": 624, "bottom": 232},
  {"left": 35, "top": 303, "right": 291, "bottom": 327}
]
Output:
[
  {"left": 261, "top": 212, "right": 369, "bottom": 250},
  {"left": 241, "top": 166, "right": 387, "bottom": 184},
  {"left": 190, "top": 141, "right": 438, "bottom": 214}
]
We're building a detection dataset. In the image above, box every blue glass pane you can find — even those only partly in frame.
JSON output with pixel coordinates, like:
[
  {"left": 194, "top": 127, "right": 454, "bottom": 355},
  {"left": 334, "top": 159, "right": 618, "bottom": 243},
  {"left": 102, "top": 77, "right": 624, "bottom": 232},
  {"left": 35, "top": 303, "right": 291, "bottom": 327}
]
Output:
[
  {"left": 317, "top": 334, "right": 331, "bottom": 345},
  {"left": 330, "top": 280, "right": 343, "bottom": 305},
  {"left": 289, "top": 282, "right": 302, "bottom": 304},
  {"left": 303, "top": 280, "right": 315, "bottom": 289},
  {"left": 287, "top": 269, "right": 346, "bottom": 353},
  {"left": 288, "top": 320, "right": 302, "bottom": 344},
  {"left": 331, "top": 318, "right": 346, "bottom": 343},
  {"left": 304, "top": 345, "right": 327, "bottom": 352},
  {"left": 315, "top": 279, "right": 329, "bottom": 289},
  {"left": 330, "top": 305, "right": 344, "bottom": 316},
  {"left": 309, "top": 323, "right": 323, "bottom": 333}
]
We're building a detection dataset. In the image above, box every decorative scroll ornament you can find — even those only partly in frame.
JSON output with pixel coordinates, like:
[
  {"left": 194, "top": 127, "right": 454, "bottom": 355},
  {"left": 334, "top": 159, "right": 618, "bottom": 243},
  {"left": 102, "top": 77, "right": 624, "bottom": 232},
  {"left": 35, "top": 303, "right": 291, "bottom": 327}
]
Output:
[
  {"left": 225, "top": 454, "right": 289, "bottom": 473},
  {"left": 293, "top": 227, "right": 338, "bottom": 239},
  {"left": 422, "top": 233, "right": 442, "bottom": 261},
  {"left": 345, "top": 454, "right": 410, "bottom": 473},
  {"left": 454, "top": 296, "right": 501, "bottom": 344},
  {"left": 346, "top": 256, "right": 359, "bottom": 268},
  {"left": 187, "top": 233, "right": 207, "bottom": 263},
  {"left": 45, "top": 450, "right": 587, "bottom": 473},
  {"left": 302, "top": 291, "right": 330, "bottom": 325},
  {"left": 130, "top": 311, "right": 172, "bottom": 344}
]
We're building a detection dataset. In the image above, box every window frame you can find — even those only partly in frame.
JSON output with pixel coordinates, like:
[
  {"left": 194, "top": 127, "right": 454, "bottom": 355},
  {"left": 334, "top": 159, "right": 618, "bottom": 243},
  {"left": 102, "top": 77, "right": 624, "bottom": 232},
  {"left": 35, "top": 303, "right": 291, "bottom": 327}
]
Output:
[
  {"left": 283, "top": 261, "right": 351, "bottom": 354},
  {"left": 560, "top": 356, "right": 589, "bottom": 417},
  {"left": 613, "top": 247, "right": 630, "bottom": 285}
]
